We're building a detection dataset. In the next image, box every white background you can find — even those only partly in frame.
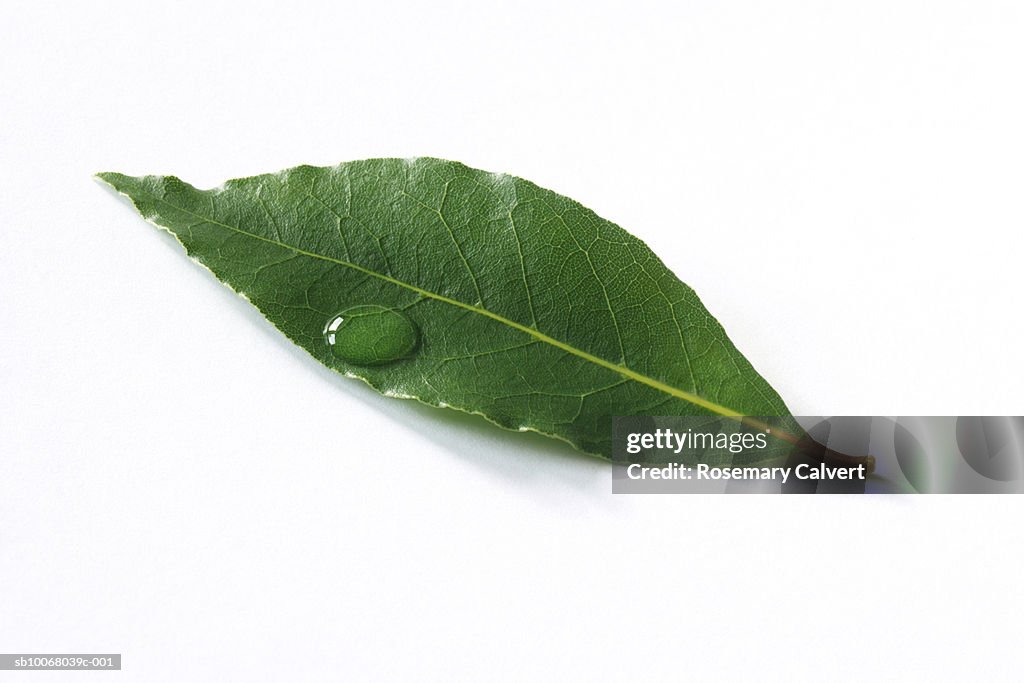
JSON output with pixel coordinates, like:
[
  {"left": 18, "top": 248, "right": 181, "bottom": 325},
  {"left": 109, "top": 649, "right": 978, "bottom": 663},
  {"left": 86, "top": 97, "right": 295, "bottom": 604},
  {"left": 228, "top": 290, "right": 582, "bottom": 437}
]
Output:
[{"left": 2, "top": 1, "right": 1022, "bottom": 680}]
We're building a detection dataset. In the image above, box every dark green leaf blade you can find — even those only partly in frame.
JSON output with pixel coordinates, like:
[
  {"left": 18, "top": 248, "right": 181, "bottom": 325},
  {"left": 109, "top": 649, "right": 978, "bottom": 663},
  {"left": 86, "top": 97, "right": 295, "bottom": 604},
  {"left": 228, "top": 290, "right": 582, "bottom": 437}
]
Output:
[{"left": 98, "top": 158, "right": 793, "bottom": 458}]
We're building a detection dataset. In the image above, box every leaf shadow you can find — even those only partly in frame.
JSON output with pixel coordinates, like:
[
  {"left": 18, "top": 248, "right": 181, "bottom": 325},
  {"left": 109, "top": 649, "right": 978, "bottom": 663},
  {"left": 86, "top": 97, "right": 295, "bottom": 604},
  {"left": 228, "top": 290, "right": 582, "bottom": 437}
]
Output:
[{"left": 256, "top": 307, "right": 609, "bottom": 492}]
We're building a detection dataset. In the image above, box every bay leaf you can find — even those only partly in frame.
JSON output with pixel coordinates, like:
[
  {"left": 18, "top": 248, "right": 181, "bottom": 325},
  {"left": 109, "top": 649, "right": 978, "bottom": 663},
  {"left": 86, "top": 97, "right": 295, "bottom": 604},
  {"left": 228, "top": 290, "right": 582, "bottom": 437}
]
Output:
[{"left": 98, "top": 158, "right": 796, "bottom": 460}]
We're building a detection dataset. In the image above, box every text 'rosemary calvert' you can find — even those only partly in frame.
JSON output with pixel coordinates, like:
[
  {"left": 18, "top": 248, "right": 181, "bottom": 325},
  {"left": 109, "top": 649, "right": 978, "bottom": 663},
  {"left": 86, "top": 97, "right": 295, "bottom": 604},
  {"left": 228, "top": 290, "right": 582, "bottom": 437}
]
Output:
[{"left": 625, "top": 463, "right": 867, "bottom": 484}]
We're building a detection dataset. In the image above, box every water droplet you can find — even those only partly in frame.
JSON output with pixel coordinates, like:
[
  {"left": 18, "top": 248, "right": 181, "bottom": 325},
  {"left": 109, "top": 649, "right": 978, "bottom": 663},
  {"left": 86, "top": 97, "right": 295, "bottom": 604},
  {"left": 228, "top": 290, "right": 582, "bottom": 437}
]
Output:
[{"left": 323, "top": 305, "right": 418, "bottom": 366}]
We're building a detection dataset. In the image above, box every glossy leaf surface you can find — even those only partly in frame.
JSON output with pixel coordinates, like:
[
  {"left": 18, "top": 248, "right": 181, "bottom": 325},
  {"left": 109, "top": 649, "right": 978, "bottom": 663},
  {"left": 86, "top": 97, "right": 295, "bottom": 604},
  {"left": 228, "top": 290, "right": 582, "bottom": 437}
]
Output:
[{"left": 99, "top": 158, "right": 793, "bottom": 458}]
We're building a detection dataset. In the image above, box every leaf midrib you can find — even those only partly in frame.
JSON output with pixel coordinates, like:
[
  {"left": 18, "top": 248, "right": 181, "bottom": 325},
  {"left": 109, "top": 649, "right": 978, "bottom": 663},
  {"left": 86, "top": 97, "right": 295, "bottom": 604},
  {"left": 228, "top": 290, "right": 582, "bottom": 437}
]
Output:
[{"left": 120, "top": 181, "right": 745, "bottom": 419}]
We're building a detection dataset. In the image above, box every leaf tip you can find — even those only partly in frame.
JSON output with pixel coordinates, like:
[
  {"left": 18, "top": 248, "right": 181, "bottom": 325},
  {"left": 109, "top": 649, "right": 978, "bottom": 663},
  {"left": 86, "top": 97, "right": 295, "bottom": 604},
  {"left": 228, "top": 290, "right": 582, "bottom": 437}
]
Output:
[{"left": 94, "top": 171, "right": 124, "bottom": 186}]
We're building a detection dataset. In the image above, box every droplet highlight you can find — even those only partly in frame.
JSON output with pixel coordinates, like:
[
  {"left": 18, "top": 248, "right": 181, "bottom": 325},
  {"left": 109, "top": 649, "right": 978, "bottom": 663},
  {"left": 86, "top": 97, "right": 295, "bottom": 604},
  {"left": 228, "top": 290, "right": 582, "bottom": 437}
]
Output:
[{"left": 323, "top": 305, "right": 419, "bottom": 366}]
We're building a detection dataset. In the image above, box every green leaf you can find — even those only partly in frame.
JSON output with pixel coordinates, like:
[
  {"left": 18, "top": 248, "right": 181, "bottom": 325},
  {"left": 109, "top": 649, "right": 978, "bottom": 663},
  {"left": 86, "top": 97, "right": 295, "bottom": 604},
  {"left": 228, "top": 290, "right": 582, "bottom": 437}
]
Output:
[{"left": 98, "top": 158, "right": 795, "bottom": 459}]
